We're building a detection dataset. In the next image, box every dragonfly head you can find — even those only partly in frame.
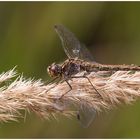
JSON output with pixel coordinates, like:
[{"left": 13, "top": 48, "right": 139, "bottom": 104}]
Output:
[{"left": 47, "top": 63, "right": 62, "bottom": 77}]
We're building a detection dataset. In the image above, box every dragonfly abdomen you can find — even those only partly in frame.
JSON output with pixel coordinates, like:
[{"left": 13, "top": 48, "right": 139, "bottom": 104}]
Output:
[
  {"left": 78, "top": 59, "right": 140, "bottom": 72},
  {"left": 99, "top": 64, "right": 140, "bottom": 71},
  {"left": 88, "top": 63, "right": 140, "bottom": 72}
]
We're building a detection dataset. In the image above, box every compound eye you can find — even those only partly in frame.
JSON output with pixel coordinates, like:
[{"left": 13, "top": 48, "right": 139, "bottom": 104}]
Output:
[
  {"left": 51, "top": 65, "right": 60, "bottom": 77},
  {"left": 53, "top": 65, "right": 60, "bottom": 76},
  {"left": 52, "top": 65, "right": 57, "bottom": 71}
]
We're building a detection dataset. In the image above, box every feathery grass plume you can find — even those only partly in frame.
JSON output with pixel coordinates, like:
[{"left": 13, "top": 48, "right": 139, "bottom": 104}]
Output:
[
  {"left": 0, "top": 66, "right": 17, "bottom": 83},
  {"left": 47, "top": 71, "right": 140, "bottom": 113},
  {"left": 0, "top": 68, "right": 140, "bottom": 122}
]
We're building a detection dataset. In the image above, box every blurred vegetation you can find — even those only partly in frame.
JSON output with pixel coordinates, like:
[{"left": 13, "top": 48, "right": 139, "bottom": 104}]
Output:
[{"left": 0, "top": 2, "right": 140, "bottom": 138}]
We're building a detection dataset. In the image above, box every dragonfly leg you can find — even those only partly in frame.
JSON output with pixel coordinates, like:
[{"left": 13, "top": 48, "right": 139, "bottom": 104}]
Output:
[
  {"left": 71, "top": 75, "right": 102, "bottom": 98},
  {"left": 59, "top": 79, "right": 72, "bottom": 100},
  {"left": 46, "top": 77, "right": 61, "bottom": 93},
  {"left": 83, "top": 76, "right": 102, "bottom": 98}
]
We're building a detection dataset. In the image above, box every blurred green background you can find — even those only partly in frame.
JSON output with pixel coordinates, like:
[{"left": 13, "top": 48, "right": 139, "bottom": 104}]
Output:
[{"left": 0, "top": 2, "right": 140, "bottom": 138}]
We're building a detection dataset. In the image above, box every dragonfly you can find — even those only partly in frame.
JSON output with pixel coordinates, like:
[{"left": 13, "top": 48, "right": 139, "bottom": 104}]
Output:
[{"left": 47, "top": 24, "right": 140, "bottom": 127}]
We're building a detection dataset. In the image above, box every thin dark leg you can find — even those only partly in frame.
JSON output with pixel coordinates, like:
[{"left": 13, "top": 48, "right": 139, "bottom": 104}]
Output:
[
  {"left": 46, "top": 76, "right": 61, "bottom": 92},
  {"left": 46, "top": 76, "right": 59, "bottom": 85},
  {"left": 59, "top": 79, "right": 72, "bottom": 99},
  {"left": 47, "top": 76, "right": 72, "bottom": 99},
  {"left": 71, "top": 75, "right": 102, "bottom": 98}
]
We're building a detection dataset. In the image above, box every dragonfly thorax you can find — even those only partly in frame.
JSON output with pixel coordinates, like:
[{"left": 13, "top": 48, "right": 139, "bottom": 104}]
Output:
[
  {"left": 62, "top": 59, "right": 81, "bottom": 77},
  {"left": 47, "top": 63, "right": 62, "bottom": 77}
]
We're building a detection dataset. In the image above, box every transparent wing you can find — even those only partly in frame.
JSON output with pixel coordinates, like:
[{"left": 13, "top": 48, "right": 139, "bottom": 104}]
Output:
[
  {"left": 77, "top": 104, "right": 96, "bottom": 128},
  {"left": 80, "top": 43, "right": 97, "bottom": 62},
  {"left": 54, "top": 24, "right": 80, "bottom": 58},
  {"left": 54, "top": 24, "right": 96, "bottom": 62}
]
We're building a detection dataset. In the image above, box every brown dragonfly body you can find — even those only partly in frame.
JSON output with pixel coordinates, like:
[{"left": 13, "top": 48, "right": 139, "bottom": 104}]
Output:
[
  {"left": 47, "top": 24, "right": 140, "bottom": 127},
  {"left": 62, "top": 58, "right": 140, "bottom": 76}
]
